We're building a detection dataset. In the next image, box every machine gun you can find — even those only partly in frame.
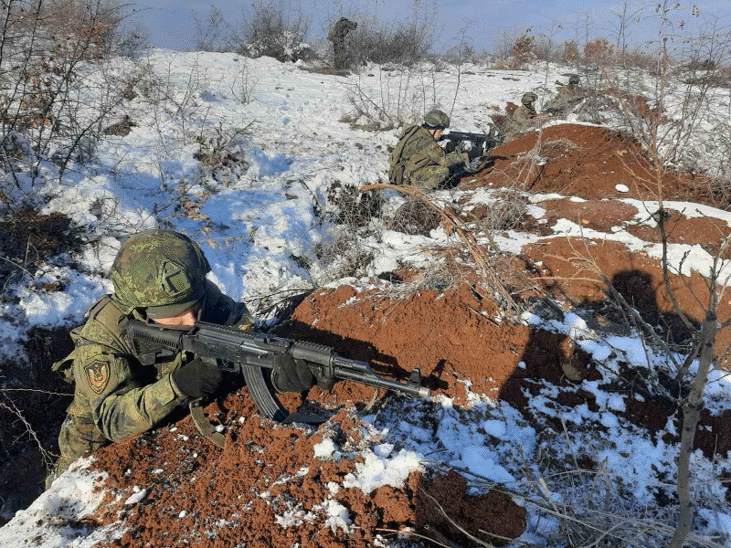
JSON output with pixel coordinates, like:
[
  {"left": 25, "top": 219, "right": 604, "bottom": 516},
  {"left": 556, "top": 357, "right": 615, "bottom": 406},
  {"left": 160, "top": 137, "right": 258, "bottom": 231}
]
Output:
[
  {"left": 126, "top": 320, "right": 431, "bottom": 447},
  {"left": 440, "top": 128, "right": 503, "bottom": 158}
]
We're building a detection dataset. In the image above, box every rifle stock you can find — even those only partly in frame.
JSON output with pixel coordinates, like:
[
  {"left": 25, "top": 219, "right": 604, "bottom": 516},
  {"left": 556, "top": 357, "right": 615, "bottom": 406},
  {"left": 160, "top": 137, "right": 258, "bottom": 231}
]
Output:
[{"left": 125, "top": 320, "right": 431, "bottom": 445}]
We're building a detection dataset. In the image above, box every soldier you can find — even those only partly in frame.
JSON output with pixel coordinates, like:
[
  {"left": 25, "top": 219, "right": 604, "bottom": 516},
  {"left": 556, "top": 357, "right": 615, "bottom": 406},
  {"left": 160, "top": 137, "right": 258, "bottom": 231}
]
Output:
[
  {"left": 47, "top": 229, "right": 313, "bottom": 486},
  {"left": 505, "top": 92, "right": 539, "bottom": 136},
  {"left": 328, "top": 17, "right": 357, "bottom": 70},
  {"left": 388, "top": 109, "right": 468, "bottom": 190},
  {"left": 545, "top": 74, "right": 583, "bottom": 115}
]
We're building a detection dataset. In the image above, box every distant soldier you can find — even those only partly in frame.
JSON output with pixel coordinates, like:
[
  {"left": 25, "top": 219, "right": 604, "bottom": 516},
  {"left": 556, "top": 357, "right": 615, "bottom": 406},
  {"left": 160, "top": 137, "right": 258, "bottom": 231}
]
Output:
[
  {"left": 388, "top": 109, "right": 468, "bottom": 190},
  {"left": 46, "top": 229, "right": 313, "bottom": 487},
  {"left": 545, "top": 74, "right": 584, "bottom": 115},
  {"left": 505, "top": 92, "right": 539, "bottom": 136},
  {"left": 328, "top": 17, "right": 357, "bottom": 70}
]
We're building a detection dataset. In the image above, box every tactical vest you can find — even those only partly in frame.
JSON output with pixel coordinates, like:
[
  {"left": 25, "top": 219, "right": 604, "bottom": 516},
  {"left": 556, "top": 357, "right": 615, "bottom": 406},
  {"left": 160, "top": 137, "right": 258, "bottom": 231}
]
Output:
[
  {"left": 388, "top": 124, "right": 421, "bottom": 185},
  {"left": 51, "top": 295, "right": 130, "bottom": 381}
]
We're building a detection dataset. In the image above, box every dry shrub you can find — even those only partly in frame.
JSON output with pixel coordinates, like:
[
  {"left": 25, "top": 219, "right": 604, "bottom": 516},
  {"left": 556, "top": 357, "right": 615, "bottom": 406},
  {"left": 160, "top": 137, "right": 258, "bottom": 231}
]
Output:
[
  {"left": 347, "top": 19, "right": 433, "bottom": 66},
  {"left": 619, "top": 47, "right": 660, "bottom": 71},
  {"left": 469, "top": 189, "right": 528, "bottom": 232},
  {"left": 312, "top": 229, "right": 373, "bottom": 281},
  {"left": 584, "top": 38, "right": 614, "bottom": 67},
  {"left": 562, "top": 40, "right": 581, "bottom": 64},
  {"left": 232, "top": 0, "right": 312, "bottom": 63},
  {"left": 511, "top": 34, "right": 538, "bottom": 67},
  {"left": 324, "top": 182, "right": 383, "bottom": 229},
  {"left": 388, "top": 198, "right": 441, "bottom": 236}
]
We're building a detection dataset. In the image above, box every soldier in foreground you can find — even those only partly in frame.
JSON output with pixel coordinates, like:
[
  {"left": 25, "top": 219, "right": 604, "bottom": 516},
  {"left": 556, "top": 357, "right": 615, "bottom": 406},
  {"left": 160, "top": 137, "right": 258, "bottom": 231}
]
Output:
[
  {"left": 388, "top": 109, "right": 468, "bottom": 190},
  {"left": 47, "top": 229, "right": 313, "bottom": 486}
]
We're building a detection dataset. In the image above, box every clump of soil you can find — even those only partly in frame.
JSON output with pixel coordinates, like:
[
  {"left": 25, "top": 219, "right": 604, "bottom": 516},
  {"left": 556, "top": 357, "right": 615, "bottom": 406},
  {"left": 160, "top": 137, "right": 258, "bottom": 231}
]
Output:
[{"left": 472, "top": 124, "right": 724, "bottom": 208}]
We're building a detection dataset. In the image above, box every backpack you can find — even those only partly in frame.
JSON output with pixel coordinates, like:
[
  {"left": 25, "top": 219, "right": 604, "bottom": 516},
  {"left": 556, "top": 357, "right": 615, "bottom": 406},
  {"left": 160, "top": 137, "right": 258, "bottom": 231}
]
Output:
[{"left": 388, "top": 124, "right": 421, "bottom": 185}]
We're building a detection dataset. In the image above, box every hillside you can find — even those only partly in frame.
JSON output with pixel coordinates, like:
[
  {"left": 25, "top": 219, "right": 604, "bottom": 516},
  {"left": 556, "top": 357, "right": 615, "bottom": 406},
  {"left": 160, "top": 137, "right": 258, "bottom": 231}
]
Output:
[{"left": 0, "top": 50, "right": 730, "bottom": 548}]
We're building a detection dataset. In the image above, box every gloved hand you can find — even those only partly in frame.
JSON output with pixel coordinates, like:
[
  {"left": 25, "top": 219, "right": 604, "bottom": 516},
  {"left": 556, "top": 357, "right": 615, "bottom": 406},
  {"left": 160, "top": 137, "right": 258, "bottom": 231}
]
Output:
[
  {"left": 172, "top": 358, "right": 222, "bottom": 399},
  {"left": 270, "top": 354, "right": 314, "bottom": 393},
  {"left": 467, "top": 146, "right": 483, "bottom": 161}
]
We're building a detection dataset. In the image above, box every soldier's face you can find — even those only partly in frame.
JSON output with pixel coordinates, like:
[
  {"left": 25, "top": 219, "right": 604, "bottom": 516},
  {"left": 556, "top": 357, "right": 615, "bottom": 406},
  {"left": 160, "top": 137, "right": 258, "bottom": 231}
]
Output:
[{"left": 153, "top": 303, "right": 200, "bottom": 327}]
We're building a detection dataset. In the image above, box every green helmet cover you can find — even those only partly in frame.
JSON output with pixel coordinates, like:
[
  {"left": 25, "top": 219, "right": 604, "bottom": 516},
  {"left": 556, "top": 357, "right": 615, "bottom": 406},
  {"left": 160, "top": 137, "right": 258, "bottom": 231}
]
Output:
[
  {"left": 111, "top": 229, "right": 211, "bottom": 317},
  {"left": 423, "top": 109, "right": 450, "bottom": 129},
  {"left": 521, "top": 92, "right": 538, "bottom": 106},
  {"left": 568, "top": 75, "right": 580, "bottom": 85}
]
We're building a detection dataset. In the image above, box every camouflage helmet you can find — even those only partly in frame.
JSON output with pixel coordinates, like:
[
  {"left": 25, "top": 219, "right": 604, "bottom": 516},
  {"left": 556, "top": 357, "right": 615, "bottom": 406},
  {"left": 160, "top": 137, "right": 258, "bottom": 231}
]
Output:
[
  {"left": 521, "top": 92, "right": 538, "bottom": 106},
  {"left": 111, "top": 229, "right": 210, "bottom": 318},
  {"left": 568, "top": 74, "right": 580, "bottom": 85},
  {"left": 423, "top": 109, "right": 450, "bottom": 129}
]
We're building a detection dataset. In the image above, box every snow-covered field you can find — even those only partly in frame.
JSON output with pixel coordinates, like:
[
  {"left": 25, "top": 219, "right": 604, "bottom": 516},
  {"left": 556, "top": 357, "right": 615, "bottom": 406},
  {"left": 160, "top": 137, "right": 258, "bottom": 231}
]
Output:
[{"left": 1, "top": 47, "right": 730, "bottom": 547}]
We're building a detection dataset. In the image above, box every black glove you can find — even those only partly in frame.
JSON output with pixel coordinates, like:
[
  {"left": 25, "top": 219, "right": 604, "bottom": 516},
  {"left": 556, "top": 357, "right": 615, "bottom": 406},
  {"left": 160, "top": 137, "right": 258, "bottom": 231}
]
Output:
[
  {"left": 270, "top": 354, "right": 314, "bottom": 393},
  {"left": 467, "top": 147, "right": 483, "bottom": 161},
  {"left": 172, "top": 358, "right": 222, "bottom": 400}
]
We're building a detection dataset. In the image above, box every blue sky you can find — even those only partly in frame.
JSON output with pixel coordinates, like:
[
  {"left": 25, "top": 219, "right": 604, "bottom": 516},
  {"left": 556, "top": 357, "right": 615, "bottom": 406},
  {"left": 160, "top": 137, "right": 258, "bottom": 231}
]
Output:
[{"left": 128, "top": 0, "right": 731, "bottom": 54}]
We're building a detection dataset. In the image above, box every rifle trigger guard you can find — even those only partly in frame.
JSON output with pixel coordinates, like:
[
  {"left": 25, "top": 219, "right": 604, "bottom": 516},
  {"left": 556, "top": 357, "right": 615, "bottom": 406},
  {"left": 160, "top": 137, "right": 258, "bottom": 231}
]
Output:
[{"left": 189, "top": 399, "right": 226, "bottom": 449}]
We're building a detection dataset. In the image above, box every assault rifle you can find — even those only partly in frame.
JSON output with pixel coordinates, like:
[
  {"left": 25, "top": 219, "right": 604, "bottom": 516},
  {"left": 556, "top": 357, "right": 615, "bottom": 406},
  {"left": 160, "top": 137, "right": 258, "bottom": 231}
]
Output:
[
  {"left": 440, "top": 128, "right": 503, "bottom": 158},
  {"left": 126, "top": 320, "right": 431, "bottom": 447}
]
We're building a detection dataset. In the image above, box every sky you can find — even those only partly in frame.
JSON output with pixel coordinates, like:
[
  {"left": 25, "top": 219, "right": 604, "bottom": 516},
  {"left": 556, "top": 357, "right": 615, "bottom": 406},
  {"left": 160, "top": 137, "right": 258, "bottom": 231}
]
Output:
[
  {"left": 127, "top": 0, "right": 731, "bottom": 54},
  {"left": 0, "top": 42, "right": 730, "bottom": 544}
]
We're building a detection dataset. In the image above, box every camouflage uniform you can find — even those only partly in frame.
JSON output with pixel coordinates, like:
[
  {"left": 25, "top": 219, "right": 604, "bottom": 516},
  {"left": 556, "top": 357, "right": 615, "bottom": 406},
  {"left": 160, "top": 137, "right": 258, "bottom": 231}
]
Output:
[
  {"left": 328, "top": 17, "right": 357, "bottom": 70},
  {"left": 545, "top": 77, "right": 583, "bottom": 115},
  {"left": 505, "top": 92, "right": 538, "bottom": 136},
  {"left": 48, "top": 230, "right": 254, "bottom": 486},
  {"left": 389, "top": 111, "right": 466, "bottom": 190}
]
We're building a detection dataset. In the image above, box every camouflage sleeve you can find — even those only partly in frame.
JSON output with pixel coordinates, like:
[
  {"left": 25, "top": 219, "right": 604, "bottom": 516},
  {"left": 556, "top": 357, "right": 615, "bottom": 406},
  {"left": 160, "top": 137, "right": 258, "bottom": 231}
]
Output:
[
  {"left": 74, "top": 345, "right": 184, "bottom": 443},
  {"left": 426, "top": 140, "right": 465, "bottom": 168},
  {"left": 410, "top": 132, "right": 463, "bottom": 169},
  {"left": 444, "top": 149, "right": 466, "bottom": 167}
]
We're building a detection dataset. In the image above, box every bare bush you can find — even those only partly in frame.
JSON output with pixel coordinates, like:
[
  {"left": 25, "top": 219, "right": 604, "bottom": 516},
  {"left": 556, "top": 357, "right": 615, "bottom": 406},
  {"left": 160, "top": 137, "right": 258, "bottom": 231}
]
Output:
[
  {"left": 0, "top": 0, "right": 135, "bottom": 213},
  {"left": 231, "top": 0, "right": 312, "bottom": 63},
  {"left": 346, "top": 19, "right": 433, "bottom": 67},
  {"left": 192, "top": 6, "right": 229, "bottom": 53},
  {"left": 323, "top": 181, "right": 382, "bottom": 230},
  {"left": 193, "top": 122, "right": 252, "bottom": 186},
  {"left": 343, "top": 57, "right": 460, "bottom": 130},
  {"left": 478, "top": 189, "right": 529, "bottom": 232},
  {"left": 311, "top": 229, "right": 373, "bottom": 282},
  {"left": 561, "top": 40, "right": 581, "bottom": 64}
]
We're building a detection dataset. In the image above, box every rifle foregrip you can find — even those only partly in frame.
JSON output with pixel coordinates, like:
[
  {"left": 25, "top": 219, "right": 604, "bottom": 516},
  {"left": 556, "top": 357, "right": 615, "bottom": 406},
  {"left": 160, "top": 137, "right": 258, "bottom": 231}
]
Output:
[{"left": 291, "top": 340, "right": 336, "bottom": 364}]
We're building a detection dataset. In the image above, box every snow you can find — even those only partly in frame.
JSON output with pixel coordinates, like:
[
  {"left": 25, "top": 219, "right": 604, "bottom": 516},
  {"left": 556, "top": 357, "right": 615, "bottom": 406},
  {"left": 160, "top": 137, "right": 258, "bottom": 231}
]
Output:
[
  {"left": 342, "top": 443, "right": 423, "bottom": 494},
  {"left": 0, "top": 459, "right": 120, "bottom": 548},
  {"left": 0, "top": 46, "right": 730, "bottom": 547}
]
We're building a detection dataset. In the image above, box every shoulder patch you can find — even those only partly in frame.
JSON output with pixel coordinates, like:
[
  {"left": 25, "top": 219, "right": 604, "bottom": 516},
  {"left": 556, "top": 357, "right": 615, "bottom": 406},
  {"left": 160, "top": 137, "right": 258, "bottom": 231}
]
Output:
[{"left": 84, "top": 360, "right": 110, "bottom": 394}]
